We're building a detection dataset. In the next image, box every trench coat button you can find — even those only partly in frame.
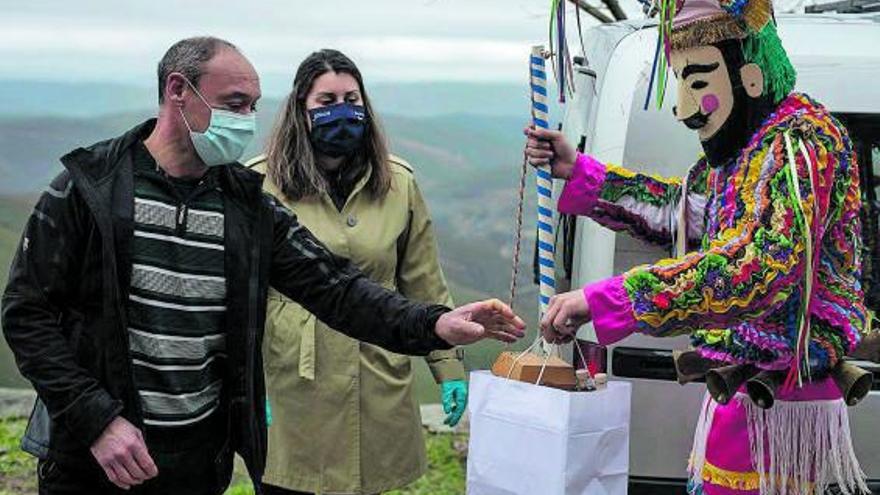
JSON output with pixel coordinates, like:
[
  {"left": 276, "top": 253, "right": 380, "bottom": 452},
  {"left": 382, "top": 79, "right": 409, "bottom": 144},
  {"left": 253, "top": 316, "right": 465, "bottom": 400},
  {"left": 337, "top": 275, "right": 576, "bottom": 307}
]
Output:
[{"left": 346, "top": 214, "right": 358, "bottom": 227}]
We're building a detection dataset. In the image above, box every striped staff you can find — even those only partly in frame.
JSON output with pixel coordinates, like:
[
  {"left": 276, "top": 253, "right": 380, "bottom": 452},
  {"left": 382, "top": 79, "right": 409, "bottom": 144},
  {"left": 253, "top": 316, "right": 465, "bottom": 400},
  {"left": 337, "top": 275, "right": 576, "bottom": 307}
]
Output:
[{"left": 530, "top": 45, "right": 555, "bottom": 316}]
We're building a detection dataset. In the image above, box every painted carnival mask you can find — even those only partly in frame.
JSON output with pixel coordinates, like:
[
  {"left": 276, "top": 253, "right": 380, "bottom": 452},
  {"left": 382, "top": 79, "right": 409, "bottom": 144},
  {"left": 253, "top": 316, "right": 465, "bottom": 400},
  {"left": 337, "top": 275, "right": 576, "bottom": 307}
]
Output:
[
  {"left": 652, "top": 0, "right": 796, "bottom": 163},
  {"left": 670, "top": 45, "right": 764, "bottom": 142}
]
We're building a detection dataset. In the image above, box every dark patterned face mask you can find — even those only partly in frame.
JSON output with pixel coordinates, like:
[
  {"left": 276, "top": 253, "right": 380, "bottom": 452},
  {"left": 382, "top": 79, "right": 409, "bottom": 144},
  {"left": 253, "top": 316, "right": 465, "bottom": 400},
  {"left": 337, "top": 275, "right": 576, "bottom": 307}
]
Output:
[{"left": 308, "top": 103, "right": 368, "bottom": 158}]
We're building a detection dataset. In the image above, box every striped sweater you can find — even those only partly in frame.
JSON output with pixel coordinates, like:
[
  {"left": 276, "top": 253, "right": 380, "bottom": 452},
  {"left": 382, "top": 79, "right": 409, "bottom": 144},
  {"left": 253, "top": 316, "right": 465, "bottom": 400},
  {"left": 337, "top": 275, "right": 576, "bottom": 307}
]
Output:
[
  {"left": 128, "top": 143, "right": 227, "bottom": 428},
  {"left": 560, "top": 93, "right": 865, "bottom": 377}
]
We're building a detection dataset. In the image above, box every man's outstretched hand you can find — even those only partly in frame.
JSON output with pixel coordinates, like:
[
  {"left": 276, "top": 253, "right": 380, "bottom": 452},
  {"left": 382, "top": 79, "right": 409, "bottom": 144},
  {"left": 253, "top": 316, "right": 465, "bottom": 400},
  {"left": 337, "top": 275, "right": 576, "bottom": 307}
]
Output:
[{"left": 436, "top": 299, "right": 526, "bottom": 345}]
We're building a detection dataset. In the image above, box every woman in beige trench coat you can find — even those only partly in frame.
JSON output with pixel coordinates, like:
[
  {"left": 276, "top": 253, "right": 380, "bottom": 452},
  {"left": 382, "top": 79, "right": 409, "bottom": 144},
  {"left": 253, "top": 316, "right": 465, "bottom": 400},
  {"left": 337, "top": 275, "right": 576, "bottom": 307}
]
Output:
[{"left": 247, "top": 49, "right": 467, "bottom": 495}]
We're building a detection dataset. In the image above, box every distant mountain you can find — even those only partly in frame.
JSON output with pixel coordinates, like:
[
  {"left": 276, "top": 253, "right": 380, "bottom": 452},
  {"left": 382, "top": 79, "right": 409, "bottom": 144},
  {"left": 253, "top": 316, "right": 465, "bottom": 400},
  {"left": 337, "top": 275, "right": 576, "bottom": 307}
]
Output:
[
  {"left": 0, "top": 80, "right": 530, "bottom": 119},
  {"left": 0, "top": 105, "right": 537, "bottom": 301},
  {"left": 0, "top": 112, "right": 153, "bottom": 194},
  {"left": 0, "top": 107, "right": 534, "bottom": 278},
  {"left": 0, "top": 106, "right": 527, "bottom": 192},
  {"left": 0, "top": 105, "right": 544, "bottom": 388},
  {"left": 0, "top": 77, "right": 543, "bottom": 193},
  {"left": 0, "top": 81, "right": 155, "bottom": 119}
]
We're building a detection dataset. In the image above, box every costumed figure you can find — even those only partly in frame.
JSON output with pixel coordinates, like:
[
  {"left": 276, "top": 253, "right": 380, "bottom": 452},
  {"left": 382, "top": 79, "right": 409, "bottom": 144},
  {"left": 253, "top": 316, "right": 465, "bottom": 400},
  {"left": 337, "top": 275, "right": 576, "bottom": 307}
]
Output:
[{"left": 524, "top": 0, "right": 876, "bottom": 493}]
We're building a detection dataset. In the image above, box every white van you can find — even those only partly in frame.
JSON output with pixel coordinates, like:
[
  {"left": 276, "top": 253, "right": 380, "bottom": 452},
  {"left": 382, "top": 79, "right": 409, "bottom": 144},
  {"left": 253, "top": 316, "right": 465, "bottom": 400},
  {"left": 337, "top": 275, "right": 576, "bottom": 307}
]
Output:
[{"left": 559, "top": 13, "right": 880, "bottom": 493}]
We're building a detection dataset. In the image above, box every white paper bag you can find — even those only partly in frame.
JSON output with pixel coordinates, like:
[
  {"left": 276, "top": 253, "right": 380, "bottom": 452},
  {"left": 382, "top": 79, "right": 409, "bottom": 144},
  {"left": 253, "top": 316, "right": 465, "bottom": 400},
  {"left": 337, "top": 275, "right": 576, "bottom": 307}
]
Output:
[{"left": 466, "top": 370, "right": 631, "bottom": 495}]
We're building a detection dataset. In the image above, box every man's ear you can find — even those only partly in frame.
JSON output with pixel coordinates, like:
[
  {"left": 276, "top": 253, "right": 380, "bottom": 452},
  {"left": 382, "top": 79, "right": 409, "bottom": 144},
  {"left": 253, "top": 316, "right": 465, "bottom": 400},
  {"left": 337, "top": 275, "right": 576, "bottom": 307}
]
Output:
[
  {"left": 165, "top": 73, "right": 188, "bottom": 107},
  {"left": 740, "top": 63, "right": 764, "bottom": 98}
]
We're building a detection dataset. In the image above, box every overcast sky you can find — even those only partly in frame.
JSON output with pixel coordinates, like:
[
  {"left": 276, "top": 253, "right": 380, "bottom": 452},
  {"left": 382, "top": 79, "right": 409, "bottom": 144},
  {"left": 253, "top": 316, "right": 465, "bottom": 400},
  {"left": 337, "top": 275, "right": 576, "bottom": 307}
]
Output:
[{"left": 0, "top": 0, "right": 652, "bottom": 95}]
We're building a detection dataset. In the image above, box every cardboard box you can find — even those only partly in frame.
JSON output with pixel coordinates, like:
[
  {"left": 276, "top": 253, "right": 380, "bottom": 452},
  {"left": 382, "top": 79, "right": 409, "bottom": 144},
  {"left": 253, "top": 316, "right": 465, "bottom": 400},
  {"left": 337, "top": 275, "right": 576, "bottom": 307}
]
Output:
[{"left": 491, "top": 351, "right": 577, "bottom": 390}]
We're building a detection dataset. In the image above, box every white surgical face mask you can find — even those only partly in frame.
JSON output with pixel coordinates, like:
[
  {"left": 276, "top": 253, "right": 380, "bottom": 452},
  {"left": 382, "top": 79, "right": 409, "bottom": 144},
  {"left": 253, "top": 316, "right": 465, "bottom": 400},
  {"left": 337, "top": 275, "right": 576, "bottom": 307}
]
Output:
[{"left": 179, "top": 78, "right": 256, "bottom": 166}]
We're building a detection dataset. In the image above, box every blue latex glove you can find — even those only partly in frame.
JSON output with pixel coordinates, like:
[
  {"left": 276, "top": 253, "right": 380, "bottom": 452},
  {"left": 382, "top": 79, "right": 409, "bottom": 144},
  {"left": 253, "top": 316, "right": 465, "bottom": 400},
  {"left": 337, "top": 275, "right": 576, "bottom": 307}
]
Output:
[
  {"left": 441, "top": 379, "right": 468, "bottom": 427},
  {"left": 265, "top": 397, "right": 273, "bottom": 427}
]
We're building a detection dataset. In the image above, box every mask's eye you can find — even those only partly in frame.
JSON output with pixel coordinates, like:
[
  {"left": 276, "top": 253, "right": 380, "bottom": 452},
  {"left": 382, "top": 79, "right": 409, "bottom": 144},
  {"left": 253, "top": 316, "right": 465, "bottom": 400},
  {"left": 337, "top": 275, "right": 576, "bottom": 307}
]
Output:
[{"left": 691, "top": 81, "right": 708, "bottom": 90}]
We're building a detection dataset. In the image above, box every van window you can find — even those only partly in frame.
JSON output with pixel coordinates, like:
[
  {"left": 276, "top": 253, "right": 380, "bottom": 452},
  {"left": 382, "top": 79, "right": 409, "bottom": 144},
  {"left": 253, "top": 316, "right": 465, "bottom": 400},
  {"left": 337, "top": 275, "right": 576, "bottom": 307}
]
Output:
[{"left": 839, "top": 114, "right": 880, "bottom": 314}]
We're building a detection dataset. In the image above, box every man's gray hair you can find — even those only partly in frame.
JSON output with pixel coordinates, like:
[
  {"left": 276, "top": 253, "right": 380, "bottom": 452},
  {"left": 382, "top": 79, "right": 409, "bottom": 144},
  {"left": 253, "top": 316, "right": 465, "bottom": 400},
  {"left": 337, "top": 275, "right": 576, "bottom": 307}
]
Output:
[{"left": 157, "top": 36, "right": 238, "bottom": 103}]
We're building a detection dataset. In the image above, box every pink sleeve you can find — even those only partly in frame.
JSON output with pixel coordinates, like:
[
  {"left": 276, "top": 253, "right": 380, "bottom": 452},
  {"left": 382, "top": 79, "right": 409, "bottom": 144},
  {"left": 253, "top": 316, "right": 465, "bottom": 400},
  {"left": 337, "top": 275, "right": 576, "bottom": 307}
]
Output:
[
  {"left": 583, "top": 275, "right": 638, "bottom": 346},
  {"left": 558, "top": 153, "right": 607, "bottom": 215}
]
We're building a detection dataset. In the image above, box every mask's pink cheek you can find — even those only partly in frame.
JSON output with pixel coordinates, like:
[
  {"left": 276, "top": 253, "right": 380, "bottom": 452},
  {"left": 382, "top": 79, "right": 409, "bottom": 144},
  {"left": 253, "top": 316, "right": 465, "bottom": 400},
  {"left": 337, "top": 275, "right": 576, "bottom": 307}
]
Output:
[{"left": 702, "top": 94, "right": 720, "bottom": 113}]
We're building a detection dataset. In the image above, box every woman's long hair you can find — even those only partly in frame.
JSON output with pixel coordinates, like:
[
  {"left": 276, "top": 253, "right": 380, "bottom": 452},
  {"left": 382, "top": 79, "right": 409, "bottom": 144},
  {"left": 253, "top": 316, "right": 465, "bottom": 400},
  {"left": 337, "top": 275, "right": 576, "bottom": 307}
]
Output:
[{"left": 265, "top": 49, "right": 391, "bottom": 201}]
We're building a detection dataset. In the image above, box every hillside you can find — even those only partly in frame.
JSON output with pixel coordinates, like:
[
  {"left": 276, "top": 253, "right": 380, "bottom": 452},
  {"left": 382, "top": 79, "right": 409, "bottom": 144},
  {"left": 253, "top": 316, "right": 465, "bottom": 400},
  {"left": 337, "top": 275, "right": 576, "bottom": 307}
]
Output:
[
  {"left": 0, "top": 196, "right": 34, "bottom": 388},
  {"left": 0, "top": 104, "right": 537, "bottom": 289},
  {"left": 0, "top": 106, "right": 542, "bottom": 389},
  {"left": 0, "top": 106, "right": 528, "bottom": 190},
  {"left": 0, "top": 80, "right": 530, "bottom": 120}
]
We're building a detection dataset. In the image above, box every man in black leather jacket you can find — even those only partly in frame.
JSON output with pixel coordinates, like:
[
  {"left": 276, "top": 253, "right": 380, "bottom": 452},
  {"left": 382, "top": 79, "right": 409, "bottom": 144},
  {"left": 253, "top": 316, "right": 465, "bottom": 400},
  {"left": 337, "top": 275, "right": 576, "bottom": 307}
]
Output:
[{"left": 1, "top": 36, "right": 524, "bottom": 495}]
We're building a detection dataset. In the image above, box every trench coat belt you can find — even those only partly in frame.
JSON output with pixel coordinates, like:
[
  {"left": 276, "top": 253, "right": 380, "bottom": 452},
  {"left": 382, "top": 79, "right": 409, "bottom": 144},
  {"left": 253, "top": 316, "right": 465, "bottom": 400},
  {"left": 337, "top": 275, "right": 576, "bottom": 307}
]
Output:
[{"left": 298, "top": 317, "right": 317, "bottom": 381}]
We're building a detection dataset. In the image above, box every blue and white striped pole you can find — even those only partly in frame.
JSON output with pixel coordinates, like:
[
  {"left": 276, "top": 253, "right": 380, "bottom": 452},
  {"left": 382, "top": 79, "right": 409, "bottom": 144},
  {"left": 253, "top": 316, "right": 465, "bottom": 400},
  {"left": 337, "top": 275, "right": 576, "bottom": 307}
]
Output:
[{"left": 530, "top": 45, "right": 556, "bottom": 317}]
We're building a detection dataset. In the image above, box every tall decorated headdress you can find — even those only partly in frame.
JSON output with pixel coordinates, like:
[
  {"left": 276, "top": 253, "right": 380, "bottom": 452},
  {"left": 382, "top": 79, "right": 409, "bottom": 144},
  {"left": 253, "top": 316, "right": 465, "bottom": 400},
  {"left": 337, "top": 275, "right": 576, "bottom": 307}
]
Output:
[{"left": 647, "top": 0, "right": 797, "bottom": 108}]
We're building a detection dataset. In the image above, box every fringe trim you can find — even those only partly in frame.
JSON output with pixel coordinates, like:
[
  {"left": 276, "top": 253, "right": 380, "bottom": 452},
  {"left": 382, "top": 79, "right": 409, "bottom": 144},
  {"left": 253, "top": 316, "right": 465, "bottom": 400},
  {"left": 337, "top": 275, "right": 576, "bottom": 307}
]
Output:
[
  {"left": 742, "top": 0, "right": 772, "bottom": 32},
  {"left": 671, "top": 15, "right": 747, "bottom": 51},
  {"left": 688, "top": 393, "right": 717, "bottom": 487},
  {"left": 701, "top": 462, "right": 762, "bottom": 491},
  {"left": 700, "top": 461, "right": 822, "bottom": 492},
  {"left": 741, "top": 396, "right": 869, "bottom": 495}
]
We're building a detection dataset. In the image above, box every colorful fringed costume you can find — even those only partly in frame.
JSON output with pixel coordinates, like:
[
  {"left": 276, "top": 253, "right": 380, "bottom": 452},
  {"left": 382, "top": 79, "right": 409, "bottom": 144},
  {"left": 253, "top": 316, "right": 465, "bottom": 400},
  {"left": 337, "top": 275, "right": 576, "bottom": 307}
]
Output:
[
  {"left": 560, "top": 93, "right": 868, "bottom": 494},
  {"left": 569, "top": 94, "right": 865, "bottom": 376},
  {"left": 553, "top": 0, "right": 871, "bottom": 488}
]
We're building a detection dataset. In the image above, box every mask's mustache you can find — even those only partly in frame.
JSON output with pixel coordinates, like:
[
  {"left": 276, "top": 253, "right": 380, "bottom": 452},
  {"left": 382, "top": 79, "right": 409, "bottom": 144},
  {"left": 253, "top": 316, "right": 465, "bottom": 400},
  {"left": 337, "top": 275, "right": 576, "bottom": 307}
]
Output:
[{"left": 682, "top": 111, "right": 710, "bottom": 130}]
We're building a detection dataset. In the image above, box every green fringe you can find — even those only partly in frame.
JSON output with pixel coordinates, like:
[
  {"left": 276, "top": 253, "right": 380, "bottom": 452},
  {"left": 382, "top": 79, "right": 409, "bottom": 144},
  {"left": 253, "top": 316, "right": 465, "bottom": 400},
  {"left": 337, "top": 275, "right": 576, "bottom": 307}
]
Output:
[{"left": 743, "top": 22, "right": 797, "bottom": 104}]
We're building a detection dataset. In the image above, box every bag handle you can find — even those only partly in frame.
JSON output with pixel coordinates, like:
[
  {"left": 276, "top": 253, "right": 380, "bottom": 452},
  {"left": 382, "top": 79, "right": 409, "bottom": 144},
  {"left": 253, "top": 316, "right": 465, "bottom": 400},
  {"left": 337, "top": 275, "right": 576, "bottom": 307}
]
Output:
[{"left": 506, "top": 335, "right": 593, "bottom": 387}]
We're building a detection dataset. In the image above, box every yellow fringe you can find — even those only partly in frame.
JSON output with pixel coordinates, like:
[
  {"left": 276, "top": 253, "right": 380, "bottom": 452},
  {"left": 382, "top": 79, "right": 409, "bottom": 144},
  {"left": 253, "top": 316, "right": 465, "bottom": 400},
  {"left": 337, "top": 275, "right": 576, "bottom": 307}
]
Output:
[
  {"left": 605, "top": 163, "right": 683, "bottom": 187},
  {"left": 702, "top": 461, "right": 762, "bottom": 490},
  {"left": 701, "top": 461, "right": 816, "bottom": 491},
  {"left": 742, "top": 0, "right": 772, "bottom": 33}
]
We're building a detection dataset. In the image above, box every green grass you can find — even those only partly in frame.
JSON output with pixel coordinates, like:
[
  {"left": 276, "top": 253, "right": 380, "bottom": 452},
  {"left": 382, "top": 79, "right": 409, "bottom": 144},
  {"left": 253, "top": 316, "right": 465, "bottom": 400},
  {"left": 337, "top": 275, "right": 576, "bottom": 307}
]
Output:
[
  {"left": 386, "top": 432, "right": 467, "bottom": 495},
  {"left": 0, "top": 417, "right": 37, "bottom": 495},
  {"left": 224, "top": 481, "right": 256, "bottom": 495},
  {"left": 1, "top": 416, "right": 466, "bottom": 495},
  {"left": 223, "top": 431, "right": 467, "bottom": 495}
]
